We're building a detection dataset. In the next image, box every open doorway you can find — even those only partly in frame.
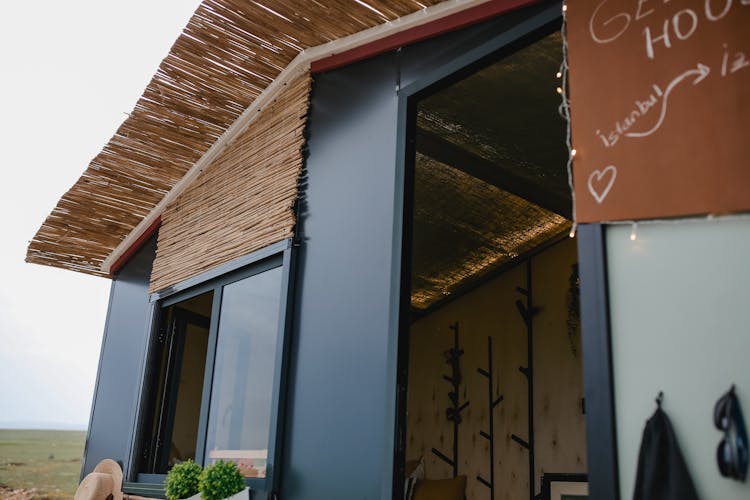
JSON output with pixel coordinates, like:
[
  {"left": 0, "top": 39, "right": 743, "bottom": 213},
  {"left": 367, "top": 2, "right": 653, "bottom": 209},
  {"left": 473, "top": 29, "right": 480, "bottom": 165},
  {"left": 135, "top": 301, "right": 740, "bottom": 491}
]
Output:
[{"left": 397, "top": 24, "right": 587, "bottom": 500}]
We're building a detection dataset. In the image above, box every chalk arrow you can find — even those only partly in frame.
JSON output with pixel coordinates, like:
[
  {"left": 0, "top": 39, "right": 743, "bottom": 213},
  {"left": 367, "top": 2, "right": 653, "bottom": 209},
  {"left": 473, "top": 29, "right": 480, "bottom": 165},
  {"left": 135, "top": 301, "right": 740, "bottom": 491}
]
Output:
[{"left": 625, "top": 63, "right": 710, "bottom": 139}]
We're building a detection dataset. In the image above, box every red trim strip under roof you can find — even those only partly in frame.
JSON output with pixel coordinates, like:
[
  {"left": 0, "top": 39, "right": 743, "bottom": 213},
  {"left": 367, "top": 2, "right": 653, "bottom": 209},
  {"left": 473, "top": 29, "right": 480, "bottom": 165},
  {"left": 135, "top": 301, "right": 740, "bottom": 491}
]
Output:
[
  {"left": 311, "top": 0, "right": 539, "bottom": 73},
  {"left": 110, "top": 216, "right": 162, "bottom": 276}
]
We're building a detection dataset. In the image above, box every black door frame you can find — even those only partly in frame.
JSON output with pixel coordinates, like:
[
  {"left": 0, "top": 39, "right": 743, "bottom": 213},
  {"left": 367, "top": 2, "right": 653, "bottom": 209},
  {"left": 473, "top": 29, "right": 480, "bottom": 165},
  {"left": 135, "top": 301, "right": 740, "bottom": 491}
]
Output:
[
  {"left": 388, "top": 3, "right": 620, "bottom": 499},
  {"left": 576, "top": 223, "right": 619, "bottom": 500}
]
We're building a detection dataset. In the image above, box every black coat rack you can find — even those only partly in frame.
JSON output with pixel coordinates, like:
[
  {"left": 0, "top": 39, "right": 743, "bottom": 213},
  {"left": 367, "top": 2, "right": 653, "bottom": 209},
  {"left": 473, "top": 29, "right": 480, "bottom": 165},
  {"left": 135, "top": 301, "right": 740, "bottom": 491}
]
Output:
[
  {"left": 476, "top": 335, "right": 504, "bottom": 498},
  {"left": 432, "top": 321, "right": 470, "bottom": 477},
  {"left": 511, "top": 260, "right": 538, "bottom": 500}
]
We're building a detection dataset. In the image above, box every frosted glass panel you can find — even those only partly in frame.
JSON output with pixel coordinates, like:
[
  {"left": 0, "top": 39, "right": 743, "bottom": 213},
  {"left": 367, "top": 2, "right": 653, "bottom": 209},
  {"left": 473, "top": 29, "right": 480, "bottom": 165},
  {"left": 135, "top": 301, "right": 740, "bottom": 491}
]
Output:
[
  {"left": 606, "top": 216, "right": 750, "bottom": 500},
  {"left": 204, "top": 267, "right": 282, "bottom": 478}
]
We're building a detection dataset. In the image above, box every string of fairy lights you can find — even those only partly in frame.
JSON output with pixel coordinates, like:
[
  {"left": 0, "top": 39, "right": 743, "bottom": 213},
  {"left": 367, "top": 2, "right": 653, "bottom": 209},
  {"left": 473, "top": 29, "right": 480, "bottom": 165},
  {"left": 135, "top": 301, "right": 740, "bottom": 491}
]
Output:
[{"left": 556, "top": 3, "right": 577, "bottom": 239}]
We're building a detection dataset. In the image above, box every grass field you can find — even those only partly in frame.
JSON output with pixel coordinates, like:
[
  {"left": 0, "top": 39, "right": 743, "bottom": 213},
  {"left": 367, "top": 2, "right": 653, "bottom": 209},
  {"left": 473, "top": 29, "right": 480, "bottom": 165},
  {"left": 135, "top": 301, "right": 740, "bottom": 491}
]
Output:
[{"left": 0, "top": 429, "right": 86, "bottom": 499}]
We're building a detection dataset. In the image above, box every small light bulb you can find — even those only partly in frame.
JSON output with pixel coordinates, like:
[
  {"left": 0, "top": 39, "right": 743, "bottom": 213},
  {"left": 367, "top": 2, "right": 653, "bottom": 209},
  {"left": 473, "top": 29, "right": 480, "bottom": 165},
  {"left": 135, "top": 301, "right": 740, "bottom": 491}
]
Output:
[
  {"left": 630, "top": 223, "right": 638, "bottom": 241},
  {"left": 569, "top": 223, "right": 577, "bottom": 239},
  {"left": 556, "top": 71, "right": 562, "bottom": 78},
  {"left": 562, "top": 4, "right": 567, "bottom": 12},
  {"left": 556, "top": 86, "right": 563, "bottom": 94},
  {"left": 571, "top": 148, "right": 577, "bottom": 157}
]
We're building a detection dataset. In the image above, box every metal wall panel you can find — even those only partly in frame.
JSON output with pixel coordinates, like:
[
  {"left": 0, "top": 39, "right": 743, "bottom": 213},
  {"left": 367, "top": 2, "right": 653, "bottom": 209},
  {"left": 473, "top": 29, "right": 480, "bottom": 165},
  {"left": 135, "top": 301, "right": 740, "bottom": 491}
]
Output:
[
  {"left": 82, "top": 238, "right": 156, "bottom": 477},
  {"left": 281, "top": 52, "right": 401, "bottom": 499}
]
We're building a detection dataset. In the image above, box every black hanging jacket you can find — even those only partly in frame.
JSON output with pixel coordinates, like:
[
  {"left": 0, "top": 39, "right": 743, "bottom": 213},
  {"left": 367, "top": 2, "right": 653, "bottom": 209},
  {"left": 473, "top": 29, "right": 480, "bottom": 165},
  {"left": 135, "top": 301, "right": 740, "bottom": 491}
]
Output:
[{"left": 632, "top": 407, "right": 700, "bottom": 500}]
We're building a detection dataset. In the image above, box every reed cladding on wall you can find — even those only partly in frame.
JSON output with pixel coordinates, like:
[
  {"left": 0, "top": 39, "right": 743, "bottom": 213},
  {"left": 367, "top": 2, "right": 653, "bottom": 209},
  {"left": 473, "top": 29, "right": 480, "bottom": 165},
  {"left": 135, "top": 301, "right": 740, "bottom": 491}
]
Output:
[{"left": 148, "top": 73, "right": 310, "bottom": 293}]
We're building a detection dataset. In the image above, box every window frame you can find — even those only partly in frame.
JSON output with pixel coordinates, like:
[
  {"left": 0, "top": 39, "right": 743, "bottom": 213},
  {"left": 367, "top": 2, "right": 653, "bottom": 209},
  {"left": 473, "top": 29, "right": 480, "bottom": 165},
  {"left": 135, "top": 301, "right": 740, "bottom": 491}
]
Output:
[{"left": 130, "top": 238, "right": 296, "bottom": 495}]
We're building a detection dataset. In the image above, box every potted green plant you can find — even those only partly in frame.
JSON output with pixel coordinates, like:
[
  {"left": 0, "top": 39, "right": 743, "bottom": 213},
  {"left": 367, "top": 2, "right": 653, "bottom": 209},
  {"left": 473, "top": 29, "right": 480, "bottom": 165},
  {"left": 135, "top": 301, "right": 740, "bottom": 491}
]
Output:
[
  {"left": 164, "top": 460, "right": 203, "bottom": 500},
  {"left": 199, "top": 460, "right": 248, "bottom": 500}
]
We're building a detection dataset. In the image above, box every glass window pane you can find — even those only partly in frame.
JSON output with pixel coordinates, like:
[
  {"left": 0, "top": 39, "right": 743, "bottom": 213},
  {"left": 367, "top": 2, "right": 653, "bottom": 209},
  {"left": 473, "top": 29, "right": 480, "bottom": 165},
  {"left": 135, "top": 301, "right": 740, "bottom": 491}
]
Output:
[{"left": 204, "top": 266, "right": 283, "bottom": 478}]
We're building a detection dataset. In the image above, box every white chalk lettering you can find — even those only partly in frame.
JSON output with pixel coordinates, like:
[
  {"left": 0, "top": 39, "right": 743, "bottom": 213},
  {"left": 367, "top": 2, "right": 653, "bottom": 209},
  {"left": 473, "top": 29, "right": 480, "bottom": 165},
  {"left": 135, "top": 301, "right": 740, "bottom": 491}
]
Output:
[
  {"left": 731, "top": 51, "right": 750, "bottom": 73},
  {"left": 597, "top": 42, "right": 748, "bottom": 149},
  {"left": 590, "top": 0, "right": 631, "bottom": 43},
  {"left": 672, "top": 9, "right": 699, "bottom": 40},
  {"left": 626, "top": 63, "right": 711, "bottom": 138},
  {"left": 644, "top": 19, "right": 672, "bottom": 59},
  {"left": 588, "top": 166, "right": 618, "bottom": 204},
  {"left": 705, "top": 0, "right": 733, "bottom": 20},
  {"left": 636, "top": 0, "right": 656, "bottom": 20},
  {"left": 589, "top": 0, "right": 749, "bottom": 61},
  {"left": 720, "top": 43, "right": 750, "bottom": 76},
  {"left": 597, "top": 85, "right": 663, "bottom": 147},
  {"left": 722, "top": 43, "right": 730, "bottom": 75},
  {"left": 596, "top": 130, "right": 610, "bottom": 148}
]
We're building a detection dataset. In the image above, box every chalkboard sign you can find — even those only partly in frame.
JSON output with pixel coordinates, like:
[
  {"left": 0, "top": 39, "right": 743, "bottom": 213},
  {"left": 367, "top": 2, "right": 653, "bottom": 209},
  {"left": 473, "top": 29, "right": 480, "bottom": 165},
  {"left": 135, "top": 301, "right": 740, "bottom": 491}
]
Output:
[{"left": 567, "top": 1, "right": 750, "bottom": 222}]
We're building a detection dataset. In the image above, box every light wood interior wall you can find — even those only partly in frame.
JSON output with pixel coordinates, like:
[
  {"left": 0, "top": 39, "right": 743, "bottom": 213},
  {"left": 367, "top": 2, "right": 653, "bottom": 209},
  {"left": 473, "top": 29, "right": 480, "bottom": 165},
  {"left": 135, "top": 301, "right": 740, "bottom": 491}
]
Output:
[{"left": 406, "top": 238, "right": 586, "bottom": 500}]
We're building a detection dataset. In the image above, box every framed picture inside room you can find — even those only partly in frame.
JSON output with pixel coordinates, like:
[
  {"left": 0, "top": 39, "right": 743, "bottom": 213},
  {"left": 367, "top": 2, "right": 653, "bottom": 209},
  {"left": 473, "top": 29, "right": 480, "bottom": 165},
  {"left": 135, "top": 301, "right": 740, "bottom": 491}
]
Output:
[{"left": 541, "top": 473, "right": 589, "bottom": 500}]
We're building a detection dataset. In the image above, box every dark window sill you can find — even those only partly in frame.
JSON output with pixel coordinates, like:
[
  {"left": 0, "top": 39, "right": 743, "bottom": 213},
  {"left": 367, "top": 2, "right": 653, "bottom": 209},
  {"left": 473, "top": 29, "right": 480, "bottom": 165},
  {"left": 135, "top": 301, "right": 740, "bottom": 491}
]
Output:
[
  {"left": 124, "top": 478, "right": 266, "bottom": 499},
  {"left": 123, "top": 481, "right": 166, "bottom": 499}
]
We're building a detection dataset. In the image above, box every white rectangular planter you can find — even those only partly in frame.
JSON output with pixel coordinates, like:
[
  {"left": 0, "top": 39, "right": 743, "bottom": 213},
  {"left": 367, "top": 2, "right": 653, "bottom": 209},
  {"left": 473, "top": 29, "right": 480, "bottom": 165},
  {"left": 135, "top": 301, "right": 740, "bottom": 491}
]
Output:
[
  {"left": 185, "top": 487, "right": 249, "bottom": 500},
  {"left": 226, "top": 488, "right": 250, "bottom": 500}
]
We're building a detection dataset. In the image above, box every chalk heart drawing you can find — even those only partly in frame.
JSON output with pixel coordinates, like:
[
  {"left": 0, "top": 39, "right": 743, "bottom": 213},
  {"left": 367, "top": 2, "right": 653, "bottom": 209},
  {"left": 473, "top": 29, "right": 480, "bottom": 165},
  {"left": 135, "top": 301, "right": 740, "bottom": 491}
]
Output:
[{"left": 588, "top": 165, "right": 617, "bottom": 204}]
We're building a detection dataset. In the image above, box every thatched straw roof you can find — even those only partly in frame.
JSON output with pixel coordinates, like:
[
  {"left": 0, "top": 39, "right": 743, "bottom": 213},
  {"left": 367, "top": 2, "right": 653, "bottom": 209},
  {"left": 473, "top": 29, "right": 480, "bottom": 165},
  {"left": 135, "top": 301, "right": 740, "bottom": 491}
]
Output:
[{"left": 26, "top": 0, "right": 507, "bottom": 277}]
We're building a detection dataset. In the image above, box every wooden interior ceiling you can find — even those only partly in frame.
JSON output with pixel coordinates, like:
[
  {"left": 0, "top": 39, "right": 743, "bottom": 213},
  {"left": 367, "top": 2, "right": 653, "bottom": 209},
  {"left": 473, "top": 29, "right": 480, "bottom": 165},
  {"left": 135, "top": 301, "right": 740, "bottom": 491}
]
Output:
[
  {"left": 411, "top": 31, "right": 571, "bottom": 313},
  {"left": 25, "top": 0, "right": 452, "bottom": 277}
]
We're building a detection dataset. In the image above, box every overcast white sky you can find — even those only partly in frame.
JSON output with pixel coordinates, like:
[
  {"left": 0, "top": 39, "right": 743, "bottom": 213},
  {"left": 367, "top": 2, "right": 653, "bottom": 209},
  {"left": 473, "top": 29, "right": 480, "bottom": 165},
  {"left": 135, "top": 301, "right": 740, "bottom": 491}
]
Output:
[{"left": 0, "top": 0, "right": 202, "bottom": 429}]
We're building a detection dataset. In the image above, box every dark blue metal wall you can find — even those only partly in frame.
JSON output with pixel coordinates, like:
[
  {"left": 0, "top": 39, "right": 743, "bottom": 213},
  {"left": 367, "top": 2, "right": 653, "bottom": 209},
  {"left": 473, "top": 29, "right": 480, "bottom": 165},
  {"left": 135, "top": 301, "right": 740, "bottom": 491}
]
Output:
[
  {"left": 82, "top": 238, "right": 156, "bottom": 477},
  {"left": 281, "top": 51, "right": 401, "bottom": 500},
  {"left": 280, "top": 9, "right": 546, "bottom": 498}
]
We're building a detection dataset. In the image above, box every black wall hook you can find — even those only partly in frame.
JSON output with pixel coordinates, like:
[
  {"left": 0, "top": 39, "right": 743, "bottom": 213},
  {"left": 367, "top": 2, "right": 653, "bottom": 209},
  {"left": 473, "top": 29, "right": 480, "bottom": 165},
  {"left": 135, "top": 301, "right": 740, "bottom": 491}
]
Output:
[{"left": 655, "top": 391, "right": 664, "bottom": 409}]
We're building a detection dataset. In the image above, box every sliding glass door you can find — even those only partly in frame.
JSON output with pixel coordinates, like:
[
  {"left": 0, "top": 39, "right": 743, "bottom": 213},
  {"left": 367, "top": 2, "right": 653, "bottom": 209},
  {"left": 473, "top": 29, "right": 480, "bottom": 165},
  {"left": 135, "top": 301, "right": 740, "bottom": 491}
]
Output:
[{"left": 136, "top": 247, "right": 293, "bottom": 495}]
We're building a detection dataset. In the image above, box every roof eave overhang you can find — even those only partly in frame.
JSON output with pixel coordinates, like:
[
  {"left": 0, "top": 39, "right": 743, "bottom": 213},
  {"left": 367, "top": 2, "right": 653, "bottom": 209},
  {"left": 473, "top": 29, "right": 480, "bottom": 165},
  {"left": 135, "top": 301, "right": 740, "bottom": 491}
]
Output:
[{"left": 101, "top": 0, "right": 539, "bottom": 274}]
